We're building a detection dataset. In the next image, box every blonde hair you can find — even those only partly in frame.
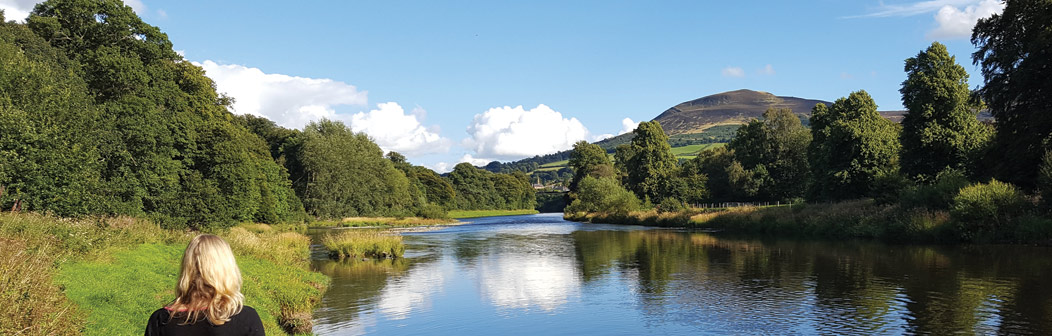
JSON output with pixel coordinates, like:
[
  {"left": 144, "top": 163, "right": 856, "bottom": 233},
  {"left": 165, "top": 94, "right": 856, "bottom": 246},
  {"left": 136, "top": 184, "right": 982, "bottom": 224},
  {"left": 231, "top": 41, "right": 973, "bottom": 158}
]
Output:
[{"left": 168, "top": 234, "right": 244, "bottom": 325}]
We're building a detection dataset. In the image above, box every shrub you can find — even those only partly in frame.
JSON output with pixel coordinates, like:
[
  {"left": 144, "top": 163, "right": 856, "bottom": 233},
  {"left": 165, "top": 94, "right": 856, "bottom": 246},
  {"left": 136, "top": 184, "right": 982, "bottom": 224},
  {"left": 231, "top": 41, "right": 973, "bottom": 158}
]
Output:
[
  {"left": 566, "top": 176, "right": 641, "bottom": 215},
  {"left": 416, "top": 204, "right": 449, "bottom": 219},
  {"left": 900, "top": 169, "right": 970, "bottom": 209},
  {"left": 951, "top": 179, "right": 1030, "bottom": 240},
  {"left": 657, "top": 198, "right": 686, "bottom": 213}
]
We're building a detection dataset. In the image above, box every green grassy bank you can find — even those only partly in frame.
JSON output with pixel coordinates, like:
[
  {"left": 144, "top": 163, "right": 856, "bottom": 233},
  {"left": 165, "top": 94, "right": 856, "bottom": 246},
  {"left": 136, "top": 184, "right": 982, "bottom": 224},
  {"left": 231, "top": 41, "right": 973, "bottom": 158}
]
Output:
[
  {"left": 448, "top": 209, "right": 540, "bottom": 219},
  {"left": 0, "top": 213, "right": 328, "bottom": 336},
  {"left": 566, "top": 199, "right": 1052, "bottom": 244}
]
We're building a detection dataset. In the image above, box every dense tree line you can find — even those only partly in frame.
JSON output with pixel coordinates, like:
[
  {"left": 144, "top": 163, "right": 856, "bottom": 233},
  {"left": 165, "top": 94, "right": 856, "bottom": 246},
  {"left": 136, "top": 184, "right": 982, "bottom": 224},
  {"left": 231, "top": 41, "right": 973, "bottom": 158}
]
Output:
[
  {"left": 0, "top": 0, "right": 536, "bottom": 228},
  {"left": 448, "top": 163, "right": 535, "bottom": 211},
  {"left": 569, "top": 0, "right": 1052, "bottom": 223}
]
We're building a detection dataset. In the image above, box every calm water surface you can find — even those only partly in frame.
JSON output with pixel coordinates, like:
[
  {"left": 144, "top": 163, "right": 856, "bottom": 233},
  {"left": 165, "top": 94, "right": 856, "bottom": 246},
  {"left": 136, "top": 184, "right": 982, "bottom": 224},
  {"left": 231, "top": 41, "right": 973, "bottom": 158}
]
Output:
[{"left": 310, "top": 213, "right": 1052, "bottom": 335}]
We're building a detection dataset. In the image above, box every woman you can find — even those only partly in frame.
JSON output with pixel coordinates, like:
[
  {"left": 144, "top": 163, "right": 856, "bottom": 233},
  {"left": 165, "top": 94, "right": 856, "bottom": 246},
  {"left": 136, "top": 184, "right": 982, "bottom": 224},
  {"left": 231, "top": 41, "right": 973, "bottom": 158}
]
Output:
[{"left": 145, "top": 234, "right": 265, "bottom": 336}]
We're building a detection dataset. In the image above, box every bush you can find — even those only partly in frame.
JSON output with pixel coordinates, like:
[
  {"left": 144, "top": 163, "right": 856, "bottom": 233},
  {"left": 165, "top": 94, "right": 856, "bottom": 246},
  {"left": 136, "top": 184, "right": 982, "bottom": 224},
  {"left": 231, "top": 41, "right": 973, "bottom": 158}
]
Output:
[
  {"left": 416, "top": 204, "right": 449, "bottom": 219},
  {"left": 951, "top": 179, "right": 1030, "bottom": 240},
  {"left": 900, "top": 169, "right": 970, "bottom": 209},
  {"left": 657, "top": 198, "right": 686, "bottom": 213},
  {"left": 565, "top": 176, "right": 641, "bottom": 215}
]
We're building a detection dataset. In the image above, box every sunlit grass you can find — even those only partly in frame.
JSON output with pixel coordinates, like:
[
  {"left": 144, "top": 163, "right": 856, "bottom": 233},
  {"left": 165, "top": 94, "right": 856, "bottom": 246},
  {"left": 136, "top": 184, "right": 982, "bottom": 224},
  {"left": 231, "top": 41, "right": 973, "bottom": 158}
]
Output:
[
  {"left": 310, "top": 216, "right": 456, "bottom": 228},
  {"left": 0, "top": 213, "right": 328, "bottom": 336},
  {"left": 322, "top": 230, "right": 405, "bottom": 259}
]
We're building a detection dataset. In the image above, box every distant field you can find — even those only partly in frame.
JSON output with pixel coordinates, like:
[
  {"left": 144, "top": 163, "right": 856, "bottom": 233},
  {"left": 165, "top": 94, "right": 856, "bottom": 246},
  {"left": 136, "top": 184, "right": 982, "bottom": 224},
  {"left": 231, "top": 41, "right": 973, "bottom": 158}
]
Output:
[
  {"left": 540, "top": 160, "right": 569, "bottom": 168},
  {"left": 673, "top": 143, "right": 725, "bottom": 160}
]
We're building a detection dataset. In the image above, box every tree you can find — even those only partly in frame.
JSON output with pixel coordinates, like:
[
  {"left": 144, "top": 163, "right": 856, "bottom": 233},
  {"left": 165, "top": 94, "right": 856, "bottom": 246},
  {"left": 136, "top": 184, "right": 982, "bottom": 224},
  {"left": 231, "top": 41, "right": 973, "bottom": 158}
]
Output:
[
  {"left": 295, "top": 119, "right": 413, "bottom": 218},
  {"left": 568, "top": 141, "right": 614, "bottom": 192},
  {"left": 448, "top": 163, "right": 503, "bottom": 210},
  {"left": 972, "top": 0, "right": 1052, "bottom": 188},
  {"left": 900, "top": 42, "right": 991, "bottom": 181},
  {"left": 809, "top": 91, "right": 901, "bottom": 200},
  {"left": 564, "top": 176, "right": 641, "bottom": 215},
  {"left": 616, "top": 121, "right": 678, "bottom": 203},
  {"left": 408, "top": 166, "right": 456, "bottom": 209},
  {"left": 727, "top": 108, "right": 811, "bottom": 201}
]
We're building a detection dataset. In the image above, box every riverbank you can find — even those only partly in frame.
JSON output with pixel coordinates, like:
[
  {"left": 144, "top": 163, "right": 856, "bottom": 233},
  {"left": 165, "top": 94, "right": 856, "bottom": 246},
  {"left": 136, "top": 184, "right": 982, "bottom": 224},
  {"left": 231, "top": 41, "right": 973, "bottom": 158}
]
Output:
[
  {"left": 566, "top": 199, "right": 1052, "bottom": 244},
  {"left": 448, "top": 209, "right": 540, "bottom": 219},
  {"left": 0, "top": 213, "right": 328, "bottom": 336}
]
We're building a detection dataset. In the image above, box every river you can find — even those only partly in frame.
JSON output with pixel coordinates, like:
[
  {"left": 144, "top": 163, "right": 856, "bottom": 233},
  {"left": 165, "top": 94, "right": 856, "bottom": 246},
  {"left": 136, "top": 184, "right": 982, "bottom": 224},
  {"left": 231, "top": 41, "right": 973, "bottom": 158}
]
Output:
[{"left": 310, "top": 213, "right": 1052, "bottom": 335}]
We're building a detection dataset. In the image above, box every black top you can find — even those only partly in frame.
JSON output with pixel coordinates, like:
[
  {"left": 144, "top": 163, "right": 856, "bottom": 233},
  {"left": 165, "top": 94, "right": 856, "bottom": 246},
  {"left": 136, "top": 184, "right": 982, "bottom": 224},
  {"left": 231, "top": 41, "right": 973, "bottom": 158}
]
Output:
[{"left": 144, "top": 306, "right": 265, "bottom": 336}]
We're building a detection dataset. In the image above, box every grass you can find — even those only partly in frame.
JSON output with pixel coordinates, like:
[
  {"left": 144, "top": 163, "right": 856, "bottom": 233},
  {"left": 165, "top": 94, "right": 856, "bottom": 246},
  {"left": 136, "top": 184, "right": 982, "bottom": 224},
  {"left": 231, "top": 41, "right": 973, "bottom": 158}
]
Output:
[
  {"left": 447, "top": 209, "right": 540, "bottom": 218},
  {"left": 309, "top": 216, "right": 456, "bottom": 228},
  {"left": 321, "top": 230, "right": 405, "bottom": 259},
  {"left": 0, "top": 213, "right": 329, "bottom": 336},
  {"left": 568, "top": 198, "right": 1052, "bottom": 244}
]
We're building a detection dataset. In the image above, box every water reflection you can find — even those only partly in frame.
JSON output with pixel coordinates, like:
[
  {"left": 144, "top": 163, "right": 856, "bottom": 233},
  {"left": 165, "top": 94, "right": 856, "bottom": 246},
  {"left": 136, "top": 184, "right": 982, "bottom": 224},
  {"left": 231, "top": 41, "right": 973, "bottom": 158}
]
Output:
[{"left": 313, "top": 215, "right": 1052, "bottom": 335}]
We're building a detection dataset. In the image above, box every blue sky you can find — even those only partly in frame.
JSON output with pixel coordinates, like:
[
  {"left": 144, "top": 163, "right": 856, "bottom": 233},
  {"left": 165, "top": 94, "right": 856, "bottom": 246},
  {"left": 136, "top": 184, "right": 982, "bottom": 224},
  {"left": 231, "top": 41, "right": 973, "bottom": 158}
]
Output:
[{"left": 0, "top": 0, "right": 1005, "bottom": 171}]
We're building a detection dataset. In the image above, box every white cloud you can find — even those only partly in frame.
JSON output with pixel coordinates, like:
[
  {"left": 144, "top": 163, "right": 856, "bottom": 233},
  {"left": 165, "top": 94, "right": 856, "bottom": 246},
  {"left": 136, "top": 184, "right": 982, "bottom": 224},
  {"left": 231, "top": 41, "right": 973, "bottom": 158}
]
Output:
[
  {"left": 195, "top": 60, "right": 368, "bottom": 129},
  {"left": 758, "top": 64, "right": 776, "bottom": 76},
  {"left": 847, "top": 0, "right": 1004, "bottom": 39},
  {"left": 928, "top": 0, "right": 1004, "bottom": 39},
  {"left": 618, "top": 117, "right": 640, "bottom": 135},
  {"left": 846, "top": 0, "right": 977, "bottom": 18},
  {"left": 721, "top": 66, "right": 745, "bottom": 78},
  {"left": 0, "top": 0, "right": 39, "bottom": 22},
  {"left": 348, "top": 103, "right": 451, "bottom": 156},
  {"left": 464, "top": 104, "right": 591, "bottom": 159},
  {"left": 592, "top": 133, "right": 614, "bottom": 141},
  {"left": 123, "top": 0, "right": 146, "bottom": 13},
  {"left": 429, "top": 154, "right": 494, "bottom": 173}
]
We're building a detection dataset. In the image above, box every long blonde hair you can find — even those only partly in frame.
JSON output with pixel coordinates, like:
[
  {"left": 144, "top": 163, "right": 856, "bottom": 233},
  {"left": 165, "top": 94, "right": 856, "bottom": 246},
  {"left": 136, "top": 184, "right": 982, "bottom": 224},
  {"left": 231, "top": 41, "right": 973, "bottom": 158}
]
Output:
[{"left": 168, "top": 234, "right": 244, "bottom": 325}]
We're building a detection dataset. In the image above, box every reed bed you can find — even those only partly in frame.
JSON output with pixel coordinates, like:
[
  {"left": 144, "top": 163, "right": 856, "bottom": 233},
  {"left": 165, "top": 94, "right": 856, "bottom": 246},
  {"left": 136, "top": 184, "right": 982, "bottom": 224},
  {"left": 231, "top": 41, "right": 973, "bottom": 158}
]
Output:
[{"left": 322, "top": 230, "right": 405, "bottom": 259}]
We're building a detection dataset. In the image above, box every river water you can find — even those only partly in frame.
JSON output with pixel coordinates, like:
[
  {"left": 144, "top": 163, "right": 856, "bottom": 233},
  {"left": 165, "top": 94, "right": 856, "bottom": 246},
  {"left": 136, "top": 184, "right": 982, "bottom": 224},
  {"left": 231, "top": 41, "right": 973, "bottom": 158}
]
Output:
[{"left": 310, "top": 213, "right": 1052, "bottom": 335}]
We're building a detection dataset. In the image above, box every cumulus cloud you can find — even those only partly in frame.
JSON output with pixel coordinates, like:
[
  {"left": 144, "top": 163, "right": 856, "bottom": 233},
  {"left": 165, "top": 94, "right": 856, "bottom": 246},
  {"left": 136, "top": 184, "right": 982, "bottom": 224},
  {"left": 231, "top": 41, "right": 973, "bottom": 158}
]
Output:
[
  {"left": 195, "top": 60, "right": 368, "bottom": 129},
  {"left": 0, "top": 0, "right": 40, "bottom": 22},
  {"left": 348, "top": 103, "right": 451, "bottom": 156},
  {"left": 847, "top": 0, "right": 1004, "bottom": 39},
  {"left": 758, "top": 64, "right": 776, "bottom": 76},
  {"left": 464, "top": 104, "right": 591, "bottom": 160},
  {"left": 619, "top": 118, "right": 640, "bottom": 135},
  {"left": 928, "top": 0, "right": 1004, "bottom": 39},
  {"left": 0, "top": 0, "right": 145, "bottom": 21},
  {"left": 846, "top": 0, "right": 977, "bottom": 18},
  {"left": 429, "top": 154, "right": 494, "bottom": 173},
  {"left": 721, "top": 66, "right": 746, "bottom": 78}
]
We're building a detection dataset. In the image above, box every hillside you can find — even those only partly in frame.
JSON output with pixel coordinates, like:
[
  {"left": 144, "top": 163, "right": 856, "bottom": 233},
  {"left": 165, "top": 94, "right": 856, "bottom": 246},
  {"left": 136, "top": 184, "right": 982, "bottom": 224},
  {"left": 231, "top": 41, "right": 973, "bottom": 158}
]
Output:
[
  {"left": 654, "top": 89, "right": 832, "bottom": 135},
  {"left": 489, "top": 89, "right": 916, "bottom": 178}
]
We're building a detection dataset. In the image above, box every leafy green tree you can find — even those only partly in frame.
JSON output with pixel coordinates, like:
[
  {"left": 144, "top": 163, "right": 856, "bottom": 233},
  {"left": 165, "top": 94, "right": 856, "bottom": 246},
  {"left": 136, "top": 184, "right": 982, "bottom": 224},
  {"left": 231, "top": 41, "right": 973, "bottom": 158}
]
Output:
[
  {"left": 971, "top": 0, "right": 1052, "bottom": 188},
  {"left": 616, "top": 121, "right": 678, "bottom": 203},
  {"left": 565, "top": 176, "right": 641, "bottom": 215},
  {"left": 568, "top": 141, "right": 614, "bottom": 192},
  {"left": 808, "top": 91, "right": 901, "bottom": 200},
  {"left": 408, "top": 166, "right": 456, "bottom": 209},
  {"left": 728, "top": 108, "right": 811, "bottom": 200},
  {"left": 448, "top": 163, "right": 503, "bottom": 210},
  {"left": 295, "top": 119, "right": 414, "bottom": 218},
  {"left": 900, "top": 42, "right": 991, "bottom": 181},
  {"left": 0, "top": 20, "right": 104, "bottom": 215}
]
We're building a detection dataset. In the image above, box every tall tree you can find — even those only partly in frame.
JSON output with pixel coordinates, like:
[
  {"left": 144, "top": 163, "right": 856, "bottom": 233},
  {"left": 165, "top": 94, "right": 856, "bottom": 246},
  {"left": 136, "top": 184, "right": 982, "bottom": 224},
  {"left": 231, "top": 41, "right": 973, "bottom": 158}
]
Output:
[
  {"left": 617, "top": 121, "right": 678, "bottom": 202},
  {"left": 728, "top": 108, "right": 812, "bottom": 201},
  {"left": 808, "top": 91, "right": 900, "bottom": 200},
  {"left": 448, "top": 162, "right": 503, "bottom": 210},
  {"left": 296, "top": 119, "right": 413, "bottom": 218},
  {"left": 972, "top": 0, "right": 1052, "bottom": 188},
  {"left": 900, "top": 42, "right": 991, "bottom": 181},
  {"left": 568, "top": 141, "right": 614, "bottom": 192}
]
